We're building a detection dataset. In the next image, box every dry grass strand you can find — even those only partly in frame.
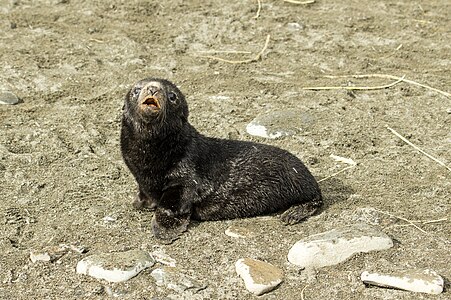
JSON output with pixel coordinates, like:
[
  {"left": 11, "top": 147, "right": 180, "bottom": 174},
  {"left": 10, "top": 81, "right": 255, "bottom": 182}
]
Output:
[
  {"left": 200, "top": 34, "right": 270, "bottom": 64},
  {"left": 284, "top": 0, "right": 315, "bottom": 4},
  {"left": 321, "top": 74, "right": 450, "bottom": 97},
  {"left": 303, "top": 75, "right": 405, "bottom": 91},
  {"left": 376, "top": 210, "right": 428, "bottom": 233},
  {"left": 386, "top": 126, "right": 451, "bottom": 172},
  {"left": 318, "top": 165, "right": 355, "bottom": 183},
  {"left": 300, "top": 285, "right": 308, "bottom": 300},
  {"left": 254, "top": 0, "right": 262, "bottom": 19}
]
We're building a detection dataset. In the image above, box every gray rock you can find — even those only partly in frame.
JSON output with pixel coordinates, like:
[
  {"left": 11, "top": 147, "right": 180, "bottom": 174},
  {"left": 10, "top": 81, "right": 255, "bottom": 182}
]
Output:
[
  {"left": 288, "top": 224, "right": 393, "bottom": 268},
  {"left": 150, "top": 267, "right": 206, "bottom": 293},
  {"left": 246, "top": 110, "right": 314, "bottom": 139},
  {"left": 361, "top": 269, "right": 444, "bottom": 295},
  {"left": 235, "top": 258, "right": 283, "bottom": 296},
  {"left": 0, "top": 92, "right": 20, "bottom": 105},
  {"left": 76, "top": 250, "right": 155, "bottom": 282}
]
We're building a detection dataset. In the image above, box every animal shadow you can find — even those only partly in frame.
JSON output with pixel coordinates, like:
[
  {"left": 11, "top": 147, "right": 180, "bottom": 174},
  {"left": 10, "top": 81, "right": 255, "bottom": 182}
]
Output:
[{"left": 318, "top": 178, "right": 355, "bottom": 210}]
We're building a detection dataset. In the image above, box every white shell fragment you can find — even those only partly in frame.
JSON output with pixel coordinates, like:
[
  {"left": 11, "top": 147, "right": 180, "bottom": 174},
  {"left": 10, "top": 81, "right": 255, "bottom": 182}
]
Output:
[
  {"left": 330, "top": 154, "right": 357, "bottom": 166},
  {"left": 361, "top": 269, "right": 444, "bottom": 295},
  {"left": 288, "top": 224, "right": 393, "bottom": 268},
  {"left": 76, "top": 250, "right": 155, "bottom": 282},
  {"left": 235, "top": 258, "right": 283, "bottom": 296},
  {"left": 225, "top": 225, "right": 256, "bottom": 238},
  {"left": 151, "top": 249, "right": 177, "bottom": 267},
  {"left": 30, "top": 245, "right": 69, "bottom": 263}
]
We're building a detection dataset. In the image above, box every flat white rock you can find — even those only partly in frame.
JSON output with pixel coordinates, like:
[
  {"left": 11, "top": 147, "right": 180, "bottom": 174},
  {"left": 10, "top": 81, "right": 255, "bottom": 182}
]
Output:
[
  {"left": 235, "top": 258, "right": 283, "bottom": 296},
  {"left": 76, "top": 250, "right": 155, "bottom": 282},
  {"left": 288, "top": 224, "right": 393, "bottom": 268},
  {"left": 0, "top": 92, "right": 19, "bottom": 105},
  {"left": 361, "top": 269, "right": 444, "bottom": 295},
  {"left": 246, "top": 110, "right": 313, "bottom": 139}
]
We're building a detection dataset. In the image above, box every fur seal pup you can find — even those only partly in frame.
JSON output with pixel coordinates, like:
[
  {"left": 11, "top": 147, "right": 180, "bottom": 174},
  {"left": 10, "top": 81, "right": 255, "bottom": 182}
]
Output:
[{"left": 121, "top": 78, "right": 322, "bottom": 242}]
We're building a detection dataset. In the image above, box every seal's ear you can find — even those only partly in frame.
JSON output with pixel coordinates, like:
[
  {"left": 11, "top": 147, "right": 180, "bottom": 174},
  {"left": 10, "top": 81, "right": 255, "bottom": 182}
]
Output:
[{"left": 123, "top": 89, "right": 131, "bottom": 111}]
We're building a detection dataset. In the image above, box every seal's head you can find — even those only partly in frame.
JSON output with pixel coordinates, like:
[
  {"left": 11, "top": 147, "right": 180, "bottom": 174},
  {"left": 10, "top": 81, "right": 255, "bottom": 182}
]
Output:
[{"left": 123, "top": 78, "right": 189, "bottom": 134}]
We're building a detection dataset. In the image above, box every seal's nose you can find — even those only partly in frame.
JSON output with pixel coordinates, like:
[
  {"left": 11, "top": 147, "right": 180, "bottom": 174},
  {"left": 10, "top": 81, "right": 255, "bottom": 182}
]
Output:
[{"left": 147, "top": 85, "right": 160, "bottom": 96}]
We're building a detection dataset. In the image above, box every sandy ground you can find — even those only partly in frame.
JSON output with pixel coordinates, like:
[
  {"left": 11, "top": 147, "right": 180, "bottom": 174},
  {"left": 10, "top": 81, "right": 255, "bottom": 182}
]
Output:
[{"left": 0, "top": 0, "right": 450, "bottom": 299}]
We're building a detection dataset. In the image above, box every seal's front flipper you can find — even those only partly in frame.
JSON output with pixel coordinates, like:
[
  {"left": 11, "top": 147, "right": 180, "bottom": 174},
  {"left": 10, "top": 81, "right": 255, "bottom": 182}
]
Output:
[
  {"left": 151, "top": 208, "right": 190, "bottom": 244},
  {"left": 133, "top": 189, "right": 157, "bottom": 210}
]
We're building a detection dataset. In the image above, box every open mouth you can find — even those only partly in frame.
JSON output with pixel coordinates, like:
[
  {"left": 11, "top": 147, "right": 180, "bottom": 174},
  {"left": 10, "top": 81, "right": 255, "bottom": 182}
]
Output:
[{"left": 142, "top": 96, "right": 160, "bottom": 110}]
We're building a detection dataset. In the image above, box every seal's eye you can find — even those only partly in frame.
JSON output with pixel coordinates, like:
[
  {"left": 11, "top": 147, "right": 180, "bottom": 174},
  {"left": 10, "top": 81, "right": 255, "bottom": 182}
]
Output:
[
  {"left": 168, "top": 92, "right": 177, "bottom": 104},
  {"left": 131, "top": 87, "right": 141, "bottom": 99}
]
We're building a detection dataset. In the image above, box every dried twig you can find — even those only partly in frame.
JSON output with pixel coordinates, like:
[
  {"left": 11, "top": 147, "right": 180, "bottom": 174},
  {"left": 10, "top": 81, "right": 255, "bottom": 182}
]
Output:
[
  {"left": 254, "top": 0, "right": 262, "bottom": 19},
  {"left": 386, "top": 126, "right": 451, "bottom": 172},
  {"left": 303, "top": 75, "right": 405, "bottom": 91},
  {"left": 320, "top": 74, "right": 450, "bottom": 97},
  {"left": 200, "top": 35, "right": 270, "bottom": 64},
  {"left": 376, "top": 210, "right": 427, "bottom": 233},
  {"left": 284, "top": 0, "right": 315, "bottom": 4}
]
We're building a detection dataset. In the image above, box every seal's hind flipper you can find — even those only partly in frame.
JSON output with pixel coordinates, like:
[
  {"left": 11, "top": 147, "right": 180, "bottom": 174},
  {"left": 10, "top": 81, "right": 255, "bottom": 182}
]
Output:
[
  {"left": 280, "top": 196, "right": 322, "bottom": 225},
  {"left": 151, "top": 208, "right": 190, "bottom": 244}
]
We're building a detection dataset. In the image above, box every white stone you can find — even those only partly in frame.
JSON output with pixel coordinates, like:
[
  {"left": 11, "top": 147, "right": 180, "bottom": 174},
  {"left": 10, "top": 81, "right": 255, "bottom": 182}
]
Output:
[
  {"left": 361, "top": 269, "right": 444, "bottom": 295},
  {"left": 288, "top": 224, "right": 393, "bottom": 268},
  {"left": 76, "top": 250, "right": 155, "bottom": 282},
  {"left": 235, "top": 258, "right": 283, "bottom": 296}
]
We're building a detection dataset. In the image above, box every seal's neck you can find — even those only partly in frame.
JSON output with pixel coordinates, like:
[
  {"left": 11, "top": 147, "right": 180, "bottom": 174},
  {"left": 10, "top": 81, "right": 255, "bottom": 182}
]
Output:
[{"left": 120, "top": 117, "right": 193, "bottom": 171}]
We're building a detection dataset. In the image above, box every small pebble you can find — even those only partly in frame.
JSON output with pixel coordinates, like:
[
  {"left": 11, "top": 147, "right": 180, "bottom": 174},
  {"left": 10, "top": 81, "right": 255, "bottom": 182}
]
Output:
[
  {"left": 235, "top": 258, "right": 283, "bottom": 296},
  {"left": 102, "top": 216, "right": 116, "bottom": 223},
  {"left": 288, "top": 224, "right": 393, "bottom": 268},
  {"left": 361, "top": 269, "right": 444, "bottom": 295},
  {"left": 76, "top": 250, "right": 155, "bottom": 282},
  {"left": 0, "top": 92, "right": 20, "bottom": 105},
  {"left": 287, "top": 22, "right": 304, "bottom": 31}
]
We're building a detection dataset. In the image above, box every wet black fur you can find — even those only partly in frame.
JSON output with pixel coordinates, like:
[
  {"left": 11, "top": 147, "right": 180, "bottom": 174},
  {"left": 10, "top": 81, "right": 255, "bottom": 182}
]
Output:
[{"left": 121, "top": 78, "right": 322, "bottom": 237}]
